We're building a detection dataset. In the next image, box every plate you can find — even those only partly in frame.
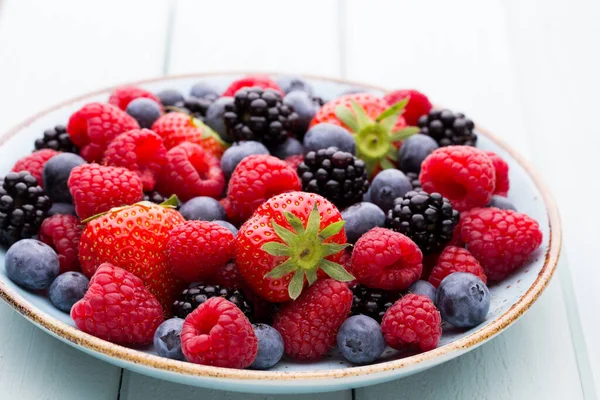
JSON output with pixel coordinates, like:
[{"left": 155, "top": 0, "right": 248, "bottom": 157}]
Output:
[{"left": 0, "top": 73, "right": 561, "bottom": 394}]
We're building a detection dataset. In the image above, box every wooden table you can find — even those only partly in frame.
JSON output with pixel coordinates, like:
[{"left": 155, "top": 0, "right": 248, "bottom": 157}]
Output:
[{"left": 0, "top": 0, "right": 597, "bottom": 399}]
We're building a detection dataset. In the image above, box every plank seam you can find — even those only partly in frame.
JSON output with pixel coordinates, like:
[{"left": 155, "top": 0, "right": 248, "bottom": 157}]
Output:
[
  {"left": 162, "top": 0, "right": 178, "bottom": 76},
  {"left": 337, "top": 0, "right": 347, "bottom": 79},
  {"left": 116, "top": 369, "right": 125, "bottom": 400}
]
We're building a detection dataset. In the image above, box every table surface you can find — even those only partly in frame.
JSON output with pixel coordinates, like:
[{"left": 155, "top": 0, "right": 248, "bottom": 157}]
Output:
[{"left": 0, "top": 0, "right": 597, "bottom": 399}]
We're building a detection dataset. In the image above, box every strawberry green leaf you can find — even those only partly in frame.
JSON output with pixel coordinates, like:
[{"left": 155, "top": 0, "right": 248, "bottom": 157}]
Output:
[
  {"left": 271, "top": 220, "right": 299, "bottom": 246},
  {"left": 289, "top": 269, "right": 305, "bottom": 300},
  {"left": 381, "top": 158, "right": 396, "bottom": 170},
  {"left": 264, "top": 259, "right": 297, "bottom": 279},
  {"left": 320, "top": 259, "right": 355, "bottom": 282},
  {"left": 335, "top": 105, "right": 360, "bottom": 132},
  {"left": 305, "top": 204, "right": 321, "bottom": 237},
  {"left": 376, "top": 98, "right": 409, "bottom": 123},
  {"left": 160, "top": 195, "right": 180, "bottom": 208},
  {"left": 386, "top": 148, "right": 398, "bottom": 161},
  {"left": 350, "top": 100, "right": 374, "bottom": 129},
  {"left": 262, "top": 242, "right": 293, "bottom": 257},
  {"left": 306, "top": 268, "right": 318, "bottom": 285},
  {"left": 390, "top": 127, "right": 419, "bottom": 142},
  {"left": 284, "top": 212, "right": 305, "bottom": 235},
  {"left": 319, "top": 220, "right": 345, "bottom": 240},
  {"left": 379, "top": 114, "right": 399, "bottom": 133},
  {"left": 321, "top": 243, "right": 350, "bottom": 257}
]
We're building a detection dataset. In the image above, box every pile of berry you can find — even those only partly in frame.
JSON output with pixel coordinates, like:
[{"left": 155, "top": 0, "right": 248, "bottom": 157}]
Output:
[{"left": 2, "top": 75, "right": 543, "bottom": 369}]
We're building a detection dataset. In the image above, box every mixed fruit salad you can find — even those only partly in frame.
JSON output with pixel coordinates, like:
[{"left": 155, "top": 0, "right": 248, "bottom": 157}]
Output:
[{"left": 0, "top": 75, "right": 543, "bottom": 369}]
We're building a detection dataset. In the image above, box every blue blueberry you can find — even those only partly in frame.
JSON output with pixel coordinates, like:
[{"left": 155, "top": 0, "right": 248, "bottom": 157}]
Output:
[
  {"left": 336, "top": 315, "right": 385, "bottom": 365},
  {"left": 370, "top": 169, "right": 412, "bottom": 213},
  {"left": 126, "top": 98, "right": 162, "bottom": 129},
  {"left": 283, "top": 91, "right": 318, "bottom": 136},
  {"left": 43, "top": 153, "right": 86, "bottom": 203},
  {"left": 205, "top": 97, "right": 234, "bottom": 142},
  {"left": 48, "top": 202, "right": 76, "bottom": 217},
  {"left": 407, "top": 280, "right": 437, "bottom": 303},
  {"left": 436, "top": 272, "right": 490, "bottom": 328},
  {"left": 220, "top": 141, "right": 270, "bottom": 178},
  {"left": 153, "top": 318, "right": 185, "bottom": 360},
  {"left": 49, "top": 271, "right": 89, "bottom": 313},
  {"left": 180, "top": 196, "right": 226, "bottom": 221},
  {"left": 156, "top": 89, "right": 184, "bottom": 107},
  {"left": 397, "top": 134, "right": 438, "bottom": 173},
  {"left": 341, "top": 202, "right": 386, "bottom": 243},
  {"left": 214, "top": 220, "right": 238, "bottom": 237},
  {"left": 276, "top": 76, "right": 313, "bottom": 95},
  {"left": 250, "top": 323, "right": 284, "bottom": 370},
  {"left": 270, "top": 137, "right": 303, "bottom": 160},
  {"left": 362, "top": 187, "right": 372, "bottom": 202},
  {"left": 303, "top": 123, "right": 356, "bottom": 155},
  {"left": 488, "top": 195, "right": 516, "bottom": 211},
  {"left": 190, "top": 82, "right": 219, "bottom": 99},
  {"left": 5, "top": 239, "right": 59, "bottom": 290}
]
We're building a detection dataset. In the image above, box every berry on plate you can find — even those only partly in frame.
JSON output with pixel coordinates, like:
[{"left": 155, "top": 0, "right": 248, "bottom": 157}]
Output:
[
  {"left": 71, "top": 263, "right": 164, "bottom": 345},
  {"left": 488, "top": 195, "right": 516, "bottom": 211},
  {"left": 172, "top": 283, "right": 253, "bottom": 321},
  {"left": 157, "top": 89, "right": 184, "bottom": 108},
  {"left": 108, "top": 85, "right": 162, "bottom": 111},
  {"left": 153, "top": 318, "right": 185, "bottom": 361},
  {"left": 48, "top": 202, "right": 76, "bottom": 217},
  {"left": 39, "top": 214, "right": 82, "bottom": 273},
  {"left": 11, "top": 149, "right": 59, "bottom": 188},
  {"left": 220, "top": 141, "right": 269, "bottom": 179},
  {"left": 205, "top": 97, "right": 234, "bottom": 142},
  {"left": 383, "top": 89, "right": 433, "bottom": 126},
  {"left": 276, "top": 76, "right": 313, "bottom": 95},
  {"left": 303, "top": 123, "right": 356, "bottom": 155},
  {"left": 407, "top": 280, "right": 437, "bottom": 302},
  {"left": 270, "top": 137, "right": 304, "bottom": 160},
  {"left": 5, "top": 239, "right": 59, "bottom": 290},
  {"left": 428, "top": 246, "right": 487, "bottom": 288},
  {"left": 126, "top": 98, "right": 163, "bottom": 129},
  {"left": 42, "top": 153, "right": 86, "bottom": 203},
  {"left": 485, "top": 150, "right": 510, "bottom": 196},
  {"left": 190, "top": 81, "right": 219, "bottom": 99},
  {"left": 350, "top": 284, "right": 399, "bottom": 322},
  {"left": 34, "top": 124, "right": 79, "bottom": 154},
  {"left": 283, "top": 91, "right": 320, "bottom": 139},
  {"left": 436, "top": 272, "right": 490, "bottom": 328},
  {"left": 179, "top": 196, "right": 226, "bottom": 221},
  {"left": 48, "top": 271, "right": 89, "bottom": 313},
  {"left": 337, "top": 315, "right": 385, "bottom": 365},
  {"left": 250, "top": 323, "right": 285, "bottom": 370},
  {"left": 397, "top": 133, "right": 438, "bottom": 173},
  {"left": 417, "top": 109, "right": 477, "bottom": 147},
  {"left": 341, "top": 202, "right": 386, "bottom": 244},
  {"left": 222, "top": 75, "right": 284, "bottom": 97},
  {"left": 369, "top": 169, "right": 413, "bottom": 213}
]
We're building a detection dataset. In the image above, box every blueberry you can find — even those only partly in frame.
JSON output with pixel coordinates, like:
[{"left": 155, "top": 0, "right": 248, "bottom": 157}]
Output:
[
  {"left": 49, "top": 271, "right": 89, "bottom": 313},
  {"left": 43, "top": 153, "right": 86, "bottom": 203},
  {"left": 488, "top": 195, "right": 516, "bottom": 211},
  {"left": 397, "top": 134, "right": 438, "bottom": 173},
  {"left": 48, "top": 202, "right": 76, "bottom": 217},
  {"left": 276, "top": 76, "right": 313, "bottom": 95},
  {"left": 179, "top": 196, "right": 226, "bottom": 221},
  {"left": 283, "top": 90, "right": 318, "bottom": 136},
  {"left": 190, "top": 82, "right": 219, "bottom": 99},
  {"left": 126, "top": 98, "right": 162, "bottom": 129},
  {"left": 407, "top": 280, "right": 437, "bottom": 303},
  {"left": 153, "top": 318, "right": 185, "bottom": 360},
  {"left": 156, "top": 89, "right": 184, "bottom": 107},
  {"left": 370, "top": 169, "right": 412, "bottom": 213},
  {"left": 213, "top": 220, "right": 238, "bottom": 236},
  {"left": 250, "top": 323, "right": 284, "bottom": 370},
  {"left": 5, "top": 239, "right": 59, "bottom": 290},
  {"left": 303, "top": 123, "right": 356, "bottom": 155},
  {"left": 436, "top": 272, "right": 490, "bottom": 328},
  {"left": 270, "top": 137, "right": 303, "bottom": 160},
  {"left": 341, "top": 202, "right": 385, "bottom": 243},
  {"left": 205, "top": 97, "right": 234, "bottom": 142},
  {"left": 221, "top": 141, "right": 269, "bottom": 179},
  {"left": 362, "top": 187, "right": 372, "bottom": 202},
  {"left": 336, "top": 315, "right": 385, "bottom": 365}
]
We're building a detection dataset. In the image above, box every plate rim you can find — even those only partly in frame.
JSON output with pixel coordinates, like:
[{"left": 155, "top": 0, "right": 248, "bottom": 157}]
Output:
[{"left": 0, "top": 71, "right": 562, "bottom": 381}]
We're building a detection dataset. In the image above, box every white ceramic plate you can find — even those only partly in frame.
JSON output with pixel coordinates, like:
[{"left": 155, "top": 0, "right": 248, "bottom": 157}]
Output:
[{"left": 0, "top": 73, "right": 561, "bottom": 394}]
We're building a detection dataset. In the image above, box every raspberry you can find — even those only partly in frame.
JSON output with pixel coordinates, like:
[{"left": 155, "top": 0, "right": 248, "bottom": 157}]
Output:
[
  {"left": 381, "top": 294, "right": 441, "bottom": 352},
  {"left": 156, "top": 142, "right": 225, "bottom": 202},
  {"left": 383, "top": 89, "right": 433, "bottom": 126},
  {"left": 67, "top": 102, "right": 140, "bottom": 162},
  {"left": 213, "top": 261, "right": 244, "bottom": 289},
  {"left": 71, "top": 263, "right": 163, "bottom": 345},
  {"left": 108, "top": 85, "right": 162, "bottom": 111},
  {"left": 351, "top": 228, "right": 423, "bottom": 290},
  {"left": 485, "top": 151, "right": 509, "bottom": 196},
  {"left": 420, "top": 146, "right": 495, "bottom": 212},
  {"left": 68, "top": 163, "right": 143, "bottom": 220},
  {"left": 38, "top": 214, "right": 83, "bottom": 273},
  {"left": 227, "top": 155, "right": 301, "bottom": 221},
  {"left": 285, "top": 154, "right": 304, "bottom": 170},
  {"left": 273, "top": 279, "right": 352, "bottom": 361},
  {"left": 180, "top": 297, "right": 257, "bottom": 368},
  {"left": 166, "top": 221, "right": 235, "bottom": 282},
  {"left": 428, "top": 246, "right": 487, "bottom": 288},
  {"left": 103, "top": 129, "right": 167, "bottom": 191},
  {"left": 222, "top": 75, "right": 284, "bottom": 97},
  {"left": 11, "top": 149, "right": 59, "bottom": 187},
  {"left": 459, "top": 207, "right": 543, "bottom": 281}
]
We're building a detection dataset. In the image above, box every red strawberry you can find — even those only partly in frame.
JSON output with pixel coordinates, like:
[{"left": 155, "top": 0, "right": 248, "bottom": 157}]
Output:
[
  {"left": 222, "top": 75, "right": 284, "bottom": 97},
  {"left": 108, "top": 85, "right": 162, "bottom": 111},
  {"left": 235, "top": 191, "right": 352, "bottom": 302}
]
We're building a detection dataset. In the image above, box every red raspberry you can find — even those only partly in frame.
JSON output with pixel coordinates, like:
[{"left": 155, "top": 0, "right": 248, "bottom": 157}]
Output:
[
  {"left": 284, "top": 154, "right": 304, "bottom": 170},
  {"left": 39, "top": 214, "right": 83, "bottom": 273},
  {"left": 428, "top": 246, "right": 487, "bottom": 288},
  {"left": 381, "top": 294, "right": 441, "bottom": 352},
  {"left": 213, "top": 261, "right": 244, "bottom": 289},
  {"left": 273, "top": 279, "right": 352, "bottom": 361},
  {"left": 383, "top": 89, "right": 433, "bottom": 126},
  {"left": 227, "top": 155, "right": 301, "bottom": 221},
  {"left": 11, "top": 149, "right": 59, "bottom": 187},
  {"left": 420, "top": 146, "right": 496, "bottom": 212},
  {"left": 222, "top": 75, "right": 284, "bottom": 97},
  {"left": 459, "top": 207, "right": 543, "bottom": 281},
  {"left": 71, "top": 263, "right": 163, "bottom": 345},
  {"left": 156, "top": 142, "right": 225, "bottom": 202},
  {"left": 103, "top": 129, "right": 167, "bottom": 191},
  {"left": 351, "top": 228, "right": 423, "bottom": 290},
  {"left": 67, "top": 102, "right": 140, "bottom": 162},
  {"left": 108, "top": 85, "right": 162, "bottom": 111},
  {"left": 180, "top": 297, "right": 257, "bottom": 368},
  {"left": 166, "top": 221, "right": 235, "bottom": 282},
  {"left": 485, "top": 151, "right": 509, "bottom": 196},
  {"left": 219, "top": 197, "right": 242, "bottom": 227},
  {"left": 68, "top": 163, "right": 143, "bottom": 220}
]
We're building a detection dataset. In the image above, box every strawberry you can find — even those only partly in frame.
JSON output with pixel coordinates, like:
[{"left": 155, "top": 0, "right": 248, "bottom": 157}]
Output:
[{"left": 235, "top": 191, "right": 353, "bottom": 302}]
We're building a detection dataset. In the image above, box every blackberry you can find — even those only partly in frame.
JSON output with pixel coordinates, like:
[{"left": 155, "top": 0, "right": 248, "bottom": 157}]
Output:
[
  {"left": 386, "top": 191, "right": 459, "bottom": 255},
  {"left": 172, "top": 284, "right": 253, "bottom": 321},
  {"left": 406, "top": 172, "right": 422, "bottom": 191},
  {"left": 169, "top": 94, "right": 218, "bottom": 119},
  {"left": 351, "top": 285, "right": 399, "bottom": 322},
  {"left": 297, "top": 147, "right": 369, "bottom": 209},
  {"left": 0, "top": 171, "right": 52, "bottom": 246},
  {"left": 34, "top": 125, "right": 78, "bottom": 154},
  {"left": 223, "top": 87, "right": 299, "bottom": 147},
  {"left": 417, "top": 109, "right": 477, "bottom": 147}
]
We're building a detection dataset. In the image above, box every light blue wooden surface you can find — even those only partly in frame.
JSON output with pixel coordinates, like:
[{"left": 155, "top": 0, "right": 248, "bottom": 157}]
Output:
[{"left": 0, "top": 0, "right": 596, "bottom": 399}]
